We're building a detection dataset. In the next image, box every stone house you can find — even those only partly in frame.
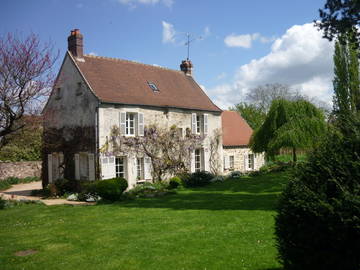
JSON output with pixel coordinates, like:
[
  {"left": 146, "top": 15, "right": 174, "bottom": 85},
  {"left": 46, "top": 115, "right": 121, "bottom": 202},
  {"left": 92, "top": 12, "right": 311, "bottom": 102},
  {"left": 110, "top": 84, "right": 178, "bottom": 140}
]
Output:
[
  {"left": 222, "top": 111, "right": 265, "bottom": 173},
  {"left": 42, "top": 29, "right": 223, "bottom": 188}
]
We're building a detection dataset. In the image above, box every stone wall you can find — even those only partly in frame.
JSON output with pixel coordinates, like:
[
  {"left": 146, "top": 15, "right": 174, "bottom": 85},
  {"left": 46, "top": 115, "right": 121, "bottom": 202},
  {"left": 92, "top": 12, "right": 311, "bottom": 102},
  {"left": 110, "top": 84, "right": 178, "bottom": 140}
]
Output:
[
  {"left": 223, "top": 146, "right": 265, "bottom": 174},
  {"left": 0, "top": 161, "right": 42, "bottom": 180}
]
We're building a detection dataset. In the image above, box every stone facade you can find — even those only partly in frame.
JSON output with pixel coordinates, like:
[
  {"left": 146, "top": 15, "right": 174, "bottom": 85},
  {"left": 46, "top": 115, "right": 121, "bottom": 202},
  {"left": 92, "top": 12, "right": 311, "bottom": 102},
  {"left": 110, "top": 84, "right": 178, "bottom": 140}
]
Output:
[
  {"left": 98, "top": 105, "right": 223, "bottom": 187},
  {"left": 0, "top": 161, "right": 42, "bottom": 180},
  {"left": 223, "top": 146, "right": 265, "bottom": 174}
]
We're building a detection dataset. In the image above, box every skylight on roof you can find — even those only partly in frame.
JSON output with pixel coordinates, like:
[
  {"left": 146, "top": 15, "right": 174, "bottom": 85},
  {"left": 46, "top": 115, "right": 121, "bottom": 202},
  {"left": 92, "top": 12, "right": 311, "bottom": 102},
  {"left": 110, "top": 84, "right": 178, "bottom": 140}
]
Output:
[{"left": 147, "top": 81, "right": 159, "bottom": 92}]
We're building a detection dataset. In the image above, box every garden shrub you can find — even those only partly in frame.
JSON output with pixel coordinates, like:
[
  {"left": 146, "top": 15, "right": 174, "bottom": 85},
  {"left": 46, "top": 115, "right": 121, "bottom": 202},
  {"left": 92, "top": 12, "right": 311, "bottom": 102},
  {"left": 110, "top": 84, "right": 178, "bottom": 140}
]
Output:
[
  {"left": 95, "top": 177, "right": 128, "bottom": 201},
  {"left": 275, "top": 125, "right": 360, "bottom": 270},
  {"left": 127, "top": 181, "right": 171, "bottom": 197},
  {"left": 229, "top": 170, "right": 243, "bottom": 178},
  {"left": 210, "top": 175, "right": 226, "bottom": 182},
  {"left": 168, "top": 176, "right": 182, "bottom": 189},
  {"left": 0, "top": 196, "right": 5, "bottom": 210},
  {"left": 183, "top": 171, "right": 214, "bottom": 187}
]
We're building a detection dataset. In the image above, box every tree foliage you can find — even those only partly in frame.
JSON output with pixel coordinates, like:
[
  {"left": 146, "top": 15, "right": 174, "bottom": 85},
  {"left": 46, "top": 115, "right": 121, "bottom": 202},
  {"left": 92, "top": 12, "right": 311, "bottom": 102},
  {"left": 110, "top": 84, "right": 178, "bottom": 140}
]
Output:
[
  {"left": 231, "top": 102, "right": 266, "bottom": 130},
  {"left": 0, "top": 115, "right": 42, "bottom": 161},
  {"left": 316, "top": 0, "right": 360, "bottom": 49},
  {"left": 250, "top": 99, "right": 326, "bottom": 162},
  {"left": 333, "top": 30, "right": 360, "bottom": 124},
  {"left": 0, "top": 32, "right": 57, "bottom": 148}
]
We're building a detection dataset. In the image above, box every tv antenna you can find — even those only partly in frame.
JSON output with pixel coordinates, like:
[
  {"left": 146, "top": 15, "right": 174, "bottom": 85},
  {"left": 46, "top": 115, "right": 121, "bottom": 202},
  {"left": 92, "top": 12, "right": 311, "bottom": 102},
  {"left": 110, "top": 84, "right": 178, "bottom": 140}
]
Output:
[{"left": 184, "top": 33, "right": 203, "bottom": 60}]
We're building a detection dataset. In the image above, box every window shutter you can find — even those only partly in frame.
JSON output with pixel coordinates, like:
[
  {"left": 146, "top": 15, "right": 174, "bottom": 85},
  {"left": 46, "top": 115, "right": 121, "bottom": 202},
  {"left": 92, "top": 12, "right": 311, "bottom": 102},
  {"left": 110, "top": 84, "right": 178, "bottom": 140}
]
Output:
[
  {"left": 75, "top": 154, "right": 80, "bottom": 180},
  {"left": 203, "top": 114, "right": 208, "bottom": 136},
  {"left": 190, "top": 150, "right": 195, "bottom": 172},
  {"left": 88, "top": 153, "right": 95, "bottom": 181},
  {"left": 59, "top": 153, "right": 64, "bottom": 179},
  {"left": 144, "top": 157, "right": 152, "bottom": 180},
  {"left": 138, "top": 113, "right": 144, "bottom": 136},
  {"left": 253, "top": 153, "right": 257, "bottom": 170},
  {"left": 191, "top": 113, "right": 197, "bottom": 134},
  {"left": 120, "top": 112, "right": 126, "bottom": 135},
  {"left": 203, "top": 148, "right": 209, "bottom": 172},
  {"left": 244, "top": 154, "right": 248, "bottom": 172},
  {"left": 108, "top": 156, "right": 116, "bottom": 179},
  {"left": 48, "top": 154, "right": 53, "bottom": 183},
  {"left": 224, "top": 154, "right": 230, "bottom": 170}
]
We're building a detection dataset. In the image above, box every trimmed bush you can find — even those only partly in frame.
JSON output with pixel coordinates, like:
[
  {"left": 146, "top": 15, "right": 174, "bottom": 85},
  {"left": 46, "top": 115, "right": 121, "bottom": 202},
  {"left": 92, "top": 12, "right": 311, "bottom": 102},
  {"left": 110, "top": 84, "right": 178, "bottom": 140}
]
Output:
[
  {"left": 229, "top": 171, "right": 243, "bottom": 178},
  {"left": 95, "top": 177, "right": 128, "bottom": 201},
  {"left": 210, "top": 175, "right": 226, "bottom": 182},
  {"left": 168, "top": 176, "right": 182, "bottom": 189},
  {"left": 275, "top": 126, "right": 360, "bottom": 270},
  {"left": 183, "top": 171, "right": 214, "bottom": 187},
  {"left": 126, "top": 181, "right": 171, "bottom": 198}
]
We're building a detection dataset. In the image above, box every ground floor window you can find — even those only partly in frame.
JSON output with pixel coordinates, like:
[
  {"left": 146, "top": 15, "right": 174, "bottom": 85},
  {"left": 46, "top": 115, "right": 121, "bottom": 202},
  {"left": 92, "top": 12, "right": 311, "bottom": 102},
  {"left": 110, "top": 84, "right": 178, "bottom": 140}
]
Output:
[
  {"left": 248, "top": 154, "right": 254, "bottom": 170},
  {"left": 195, "top": 149, "right": 203, "bottom": 172},
  {"left": 115, "top": 157, "right": 126, "bottom": 178},
  {"left": 229, "top": 155, "right": 234, "bottom": 169},
  {"left": 137, "top": 157, "right": 144, "bottom": 179}
]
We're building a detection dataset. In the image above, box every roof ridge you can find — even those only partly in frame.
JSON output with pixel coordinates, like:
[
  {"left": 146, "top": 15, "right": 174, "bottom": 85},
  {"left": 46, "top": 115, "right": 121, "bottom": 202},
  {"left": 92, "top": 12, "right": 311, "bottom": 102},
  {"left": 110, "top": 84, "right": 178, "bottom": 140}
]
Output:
[{"left": 83, "top": 54, "right": 183, "bottom": 74}]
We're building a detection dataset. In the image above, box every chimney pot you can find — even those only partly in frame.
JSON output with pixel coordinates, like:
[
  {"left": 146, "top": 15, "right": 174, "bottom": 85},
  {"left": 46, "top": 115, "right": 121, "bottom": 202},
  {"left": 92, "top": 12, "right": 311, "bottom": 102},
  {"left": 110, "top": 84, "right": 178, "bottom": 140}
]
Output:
[
  {"left": 68, "top": 29, "right": 84, "bottom": 58},
  {"left": 180, "top": 60, "right": 193, "bottom": 76}
]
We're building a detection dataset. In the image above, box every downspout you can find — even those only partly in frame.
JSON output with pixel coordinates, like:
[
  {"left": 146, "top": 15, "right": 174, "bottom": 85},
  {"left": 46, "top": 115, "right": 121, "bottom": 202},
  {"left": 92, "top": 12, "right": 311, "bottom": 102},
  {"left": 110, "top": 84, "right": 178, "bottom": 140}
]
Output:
[{"left": 95, "top": 101, "right": 100, "bottom": 180}]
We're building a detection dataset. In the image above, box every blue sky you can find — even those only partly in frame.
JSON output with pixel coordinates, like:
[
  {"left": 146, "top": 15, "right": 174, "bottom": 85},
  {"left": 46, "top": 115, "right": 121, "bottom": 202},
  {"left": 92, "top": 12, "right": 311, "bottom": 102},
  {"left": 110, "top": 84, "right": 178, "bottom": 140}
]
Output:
[{"left": 1, "top": 0, "right": 333, "bottom": 109}]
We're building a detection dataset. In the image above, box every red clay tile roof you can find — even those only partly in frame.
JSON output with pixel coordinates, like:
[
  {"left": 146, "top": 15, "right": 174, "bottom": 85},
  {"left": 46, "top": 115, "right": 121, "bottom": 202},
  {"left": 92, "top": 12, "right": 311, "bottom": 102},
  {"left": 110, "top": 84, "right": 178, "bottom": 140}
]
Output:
[
  {"left": 74, "top": 54, "right": 221, "bottom": 112},
  {"left": 222, "top": 111, "right": 253, "bottom": 146}
]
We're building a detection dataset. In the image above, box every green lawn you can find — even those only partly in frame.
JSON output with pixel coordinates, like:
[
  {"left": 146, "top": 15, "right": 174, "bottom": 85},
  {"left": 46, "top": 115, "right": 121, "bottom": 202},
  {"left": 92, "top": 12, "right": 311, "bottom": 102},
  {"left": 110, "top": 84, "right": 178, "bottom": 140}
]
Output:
[{"left": 0, "top": 172, "right": 289, "bottom": 270}]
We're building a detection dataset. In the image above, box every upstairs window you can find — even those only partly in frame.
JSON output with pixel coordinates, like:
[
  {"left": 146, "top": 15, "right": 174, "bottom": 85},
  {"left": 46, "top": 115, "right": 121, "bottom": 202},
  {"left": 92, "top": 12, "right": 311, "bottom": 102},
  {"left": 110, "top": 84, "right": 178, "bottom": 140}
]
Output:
[
  {"left": 147, "top": 81, "right": 159, "bottom": 92},
  {"left": 120, "top": 112, "right": 144, "bottom": 137},
  {"left": 191, "top": 113, "right": 209, "bottom": 135},
  {"left": 76, "top": 82, "right": 83, "bottom": 96},
  {"left": 55, "top": 87, "right": 62, "bottom": 100},
  {"left": 126, "top": 113, "right": 136, "bottom": 136}
]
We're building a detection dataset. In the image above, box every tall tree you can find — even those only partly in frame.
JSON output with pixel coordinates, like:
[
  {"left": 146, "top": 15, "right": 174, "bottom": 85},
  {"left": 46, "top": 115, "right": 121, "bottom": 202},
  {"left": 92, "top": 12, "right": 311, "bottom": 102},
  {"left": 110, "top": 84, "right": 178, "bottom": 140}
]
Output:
[
  {"left": 231, "top": 102, "right": 266, "bottom": 130},
  {"left": 316, "top": 0, "right": 360, "bottom": 50},
  {"left": 333, "top": 30, "right": 360, "bottom": 123},
  {"left": 0, "top": 33, "right": 58, "bottom": 148},
  {"left": 250, "top": 99, "right": 326, "bottom": 162}
]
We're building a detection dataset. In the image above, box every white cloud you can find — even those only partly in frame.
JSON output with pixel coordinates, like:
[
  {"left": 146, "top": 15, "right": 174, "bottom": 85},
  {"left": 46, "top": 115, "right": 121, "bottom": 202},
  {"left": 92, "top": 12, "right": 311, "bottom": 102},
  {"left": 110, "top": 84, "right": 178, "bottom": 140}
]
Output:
[
  {"left": 89, "top": 52, "right": 98, "bottom": 56},
  {"left": 209, "top": 23, "right": 334, "bottom": 109},
  {"left": 117, "top": 0, "right": 173, "bottom": 8},
  {"left": 216, "top": 72, "right": 227, "bottom": 80},
  {"left": 162, "top": 21, "right": 176, "bottom": 43},
  {"left": 224, "top": 33, "right": 274, "bottom": 48}
]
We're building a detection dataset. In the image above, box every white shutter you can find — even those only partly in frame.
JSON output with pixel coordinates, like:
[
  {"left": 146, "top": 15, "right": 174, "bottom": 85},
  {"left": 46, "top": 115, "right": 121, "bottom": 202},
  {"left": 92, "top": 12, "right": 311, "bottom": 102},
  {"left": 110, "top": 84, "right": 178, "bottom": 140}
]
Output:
[
  {"left": 244, "top": 154, "right": 249, "bottom": 172},
  {"left": 48, "top": 154, "right": 53, "bottom": 183},
  {"left": 191, "top": 113, "right": 197, "bottom": 134},
  {"left": 59, "top": 153, "right": 64, "bottom": 179},
  {"left": 203, "top": 148, "right": 209, "bottom": 171},
  {"left": 108, "top": 156, "right": 116, "bottom": 179},
  {"left": 120, "top": 112, "right": 126, "bottom": 135},
  {"left": 190, "top": 150, "right": 195, "bottom": 172},
  {"left": 144, "top": 157, "right": 152, "bottom": 180},
  {"left": 88, "top": 153, "right": 95, "bottom": 181},
  {"left": 253, "top": 153, "right": 257, "bottom": 170},
  {"left": 203, "top": 114, "right": 208, "bottom": 136},
  {"left": 75, "top": 154, "right": 80, "bottom": 180},
  {"left": 138, "top": 113, "right": 144, "bottom": 136},
  {"left": 224, "top": 154, "right": 230, "bottom": 170}
]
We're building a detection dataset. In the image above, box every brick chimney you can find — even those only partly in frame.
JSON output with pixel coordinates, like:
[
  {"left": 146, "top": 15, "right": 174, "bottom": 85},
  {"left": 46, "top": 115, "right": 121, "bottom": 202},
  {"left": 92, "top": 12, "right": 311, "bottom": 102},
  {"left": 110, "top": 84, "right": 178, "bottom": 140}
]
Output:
[
  {"left": 68, "top": 29, "right": 83, "bottom": 58},
  {"left": 180, "top": 59, "right": 193, "bottom": 76}
]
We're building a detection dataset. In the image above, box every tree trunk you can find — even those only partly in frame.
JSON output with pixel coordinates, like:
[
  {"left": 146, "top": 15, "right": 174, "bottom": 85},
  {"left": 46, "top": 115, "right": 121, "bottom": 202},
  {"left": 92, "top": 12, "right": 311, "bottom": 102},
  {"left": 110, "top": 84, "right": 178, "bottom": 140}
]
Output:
[{"left": 292, "top": 147, "right": 297, "bottom": 162}]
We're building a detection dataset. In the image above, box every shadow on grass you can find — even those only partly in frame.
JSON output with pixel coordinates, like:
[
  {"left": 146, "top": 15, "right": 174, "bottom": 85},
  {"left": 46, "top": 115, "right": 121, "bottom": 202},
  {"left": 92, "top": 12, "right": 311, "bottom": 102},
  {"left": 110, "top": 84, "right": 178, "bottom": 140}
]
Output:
[
  {"left": 120, "top": 192, "right": 281, "bottom": 211},
  {"left": 117, "top": 172, "right": 290, "bottom": 211}
]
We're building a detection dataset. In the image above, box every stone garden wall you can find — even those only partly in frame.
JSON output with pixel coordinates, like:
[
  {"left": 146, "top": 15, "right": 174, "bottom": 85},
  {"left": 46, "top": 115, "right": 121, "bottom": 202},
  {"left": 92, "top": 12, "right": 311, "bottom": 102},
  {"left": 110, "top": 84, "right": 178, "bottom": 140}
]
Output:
[{"left": 0, "top": 161, "right": 42, "bottom": 180}]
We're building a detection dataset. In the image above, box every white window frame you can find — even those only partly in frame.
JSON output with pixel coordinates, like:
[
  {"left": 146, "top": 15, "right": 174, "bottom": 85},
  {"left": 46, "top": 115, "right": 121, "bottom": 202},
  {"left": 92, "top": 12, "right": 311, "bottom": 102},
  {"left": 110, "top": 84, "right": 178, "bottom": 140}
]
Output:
[
  {"left": 248, "top": 154, "right": 254, "bottom": 170},
  {"left": 229, "top": 155, "right": 234, "bottom": 169},
  {"left": 115, "top": 156, "right": 126, "bottom": 178},
  {"left": 136, "top": 157, "right": 144, "bottom": 180},
  {"left": 195, "top": 149, "right": 203, "bottom": 172},
  {"left": 126, "top": 113, "right": 136, "bottom": 136},
  {"left": 196, "top": 115, "right": 201, "bottom": 134}
]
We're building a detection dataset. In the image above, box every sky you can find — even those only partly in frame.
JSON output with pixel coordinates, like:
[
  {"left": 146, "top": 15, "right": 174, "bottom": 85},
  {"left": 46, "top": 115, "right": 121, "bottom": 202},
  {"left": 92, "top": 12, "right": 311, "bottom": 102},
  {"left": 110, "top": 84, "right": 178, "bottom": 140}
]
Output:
[{"left": 1, "top": 0, "right": 334, "bottom": 109}]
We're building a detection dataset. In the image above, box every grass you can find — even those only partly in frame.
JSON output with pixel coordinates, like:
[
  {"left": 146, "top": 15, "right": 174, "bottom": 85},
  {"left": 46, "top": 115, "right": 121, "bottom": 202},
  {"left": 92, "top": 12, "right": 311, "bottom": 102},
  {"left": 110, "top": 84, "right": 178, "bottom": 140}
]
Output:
[{"left": 0, "top": 172, "right": 290, "bottom": 270}]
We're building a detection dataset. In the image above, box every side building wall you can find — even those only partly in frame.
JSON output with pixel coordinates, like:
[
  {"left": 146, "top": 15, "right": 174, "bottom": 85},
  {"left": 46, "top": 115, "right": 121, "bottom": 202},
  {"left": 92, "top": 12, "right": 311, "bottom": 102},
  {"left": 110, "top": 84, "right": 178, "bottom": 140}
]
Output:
[
  {"left": 223, "top": 146, "right": 265, "bottom": 174},
  {"left": 42, "top": 54, "right": 98, "bottom": 187},
  {"left": 98, "top": 104, "right": 223, "bottom": 187}
]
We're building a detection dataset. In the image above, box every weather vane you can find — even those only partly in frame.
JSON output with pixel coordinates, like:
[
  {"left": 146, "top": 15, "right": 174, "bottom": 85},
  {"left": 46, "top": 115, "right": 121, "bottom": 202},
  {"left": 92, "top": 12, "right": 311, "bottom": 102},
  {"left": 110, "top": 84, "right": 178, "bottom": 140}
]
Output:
[{"left": 184, "top": 33, "right": 203, "bottom": 60}]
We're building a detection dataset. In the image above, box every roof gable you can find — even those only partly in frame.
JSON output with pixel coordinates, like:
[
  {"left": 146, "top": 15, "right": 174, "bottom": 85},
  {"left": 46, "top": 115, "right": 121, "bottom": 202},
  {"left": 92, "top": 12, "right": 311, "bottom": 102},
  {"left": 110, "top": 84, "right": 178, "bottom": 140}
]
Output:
[
  {"left": 73, "top": 54, "right": 221, "bottom": 112},
  {"left": 222, "top": 111, "right": 253, "bottom": 146}
]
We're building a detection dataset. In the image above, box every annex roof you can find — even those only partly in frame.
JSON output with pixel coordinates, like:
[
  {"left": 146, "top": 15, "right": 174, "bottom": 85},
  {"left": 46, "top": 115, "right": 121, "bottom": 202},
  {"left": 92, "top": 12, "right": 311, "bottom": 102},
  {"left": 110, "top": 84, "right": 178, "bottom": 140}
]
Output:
[
  {"left": 221, "top": 110, "right": 253, "bottom": 146},
  {"left": 73, "top": 54, "right": 221, "bottom": 112}
]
